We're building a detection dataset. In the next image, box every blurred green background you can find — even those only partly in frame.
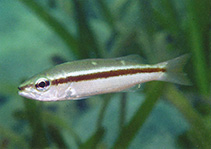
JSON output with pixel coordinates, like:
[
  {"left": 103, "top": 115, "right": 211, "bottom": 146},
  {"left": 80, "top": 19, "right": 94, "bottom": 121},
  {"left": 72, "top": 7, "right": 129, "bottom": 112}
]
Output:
[{"left": 0, "top": 0, "right": 210, "bottom": 148}]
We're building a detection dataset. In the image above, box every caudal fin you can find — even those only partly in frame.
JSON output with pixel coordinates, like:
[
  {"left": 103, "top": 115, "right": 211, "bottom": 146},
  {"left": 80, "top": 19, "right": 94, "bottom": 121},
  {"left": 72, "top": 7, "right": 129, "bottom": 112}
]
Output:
[{"left": 159, "top": 54, "right": 191, "bottom": 85}]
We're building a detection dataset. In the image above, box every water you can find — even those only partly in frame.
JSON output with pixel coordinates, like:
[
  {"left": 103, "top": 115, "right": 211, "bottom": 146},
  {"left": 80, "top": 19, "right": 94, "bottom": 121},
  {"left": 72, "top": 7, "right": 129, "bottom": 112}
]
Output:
[{"left": 0, "top": 0, "right": 210, "bottom": 148}]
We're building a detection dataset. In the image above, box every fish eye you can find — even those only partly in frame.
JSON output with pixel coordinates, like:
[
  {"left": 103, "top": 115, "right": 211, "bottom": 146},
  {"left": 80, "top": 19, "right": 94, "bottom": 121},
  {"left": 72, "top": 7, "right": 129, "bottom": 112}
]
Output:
[{"left": 35, "top": 78, "right": 50, "bottom": 91}]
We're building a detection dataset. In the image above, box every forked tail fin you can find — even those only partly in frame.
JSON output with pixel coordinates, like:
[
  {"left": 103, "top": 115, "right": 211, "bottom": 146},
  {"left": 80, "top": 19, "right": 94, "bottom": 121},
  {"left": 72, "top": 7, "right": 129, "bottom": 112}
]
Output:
[{"left": 158, "top": 54, "right": 191, "bottom": 85}]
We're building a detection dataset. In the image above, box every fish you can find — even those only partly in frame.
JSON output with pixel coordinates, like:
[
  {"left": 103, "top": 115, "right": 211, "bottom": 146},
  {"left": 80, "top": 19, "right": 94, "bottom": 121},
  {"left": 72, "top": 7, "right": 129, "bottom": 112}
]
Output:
[{"left": 18, "top": 54, "right": 190, "bottom": 101}]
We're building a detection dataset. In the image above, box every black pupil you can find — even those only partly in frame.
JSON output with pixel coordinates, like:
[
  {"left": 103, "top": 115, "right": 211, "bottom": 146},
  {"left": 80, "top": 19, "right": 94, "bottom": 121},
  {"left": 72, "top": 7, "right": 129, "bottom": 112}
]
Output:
[{"left": 39, "top": 82, "right": 46, "bottom": 88}]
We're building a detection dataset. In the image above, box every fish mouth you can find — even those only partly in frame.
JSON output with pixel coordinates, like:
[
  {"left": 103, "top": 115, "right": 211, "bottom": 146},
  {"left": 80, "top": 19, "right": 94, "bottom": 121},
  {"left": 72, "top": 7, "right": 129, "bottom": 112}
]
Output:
[
  {"left": 18, "top": 87, "right": 22, "bottom": 91},
  {"left": 18, "top": 89, "right": 36, "bottom": 100},
  {"left": 18, "top": 90, "right": 54, "bottom": 102},
  {"left": 18, "top": 83, "right": 34, "bottom": 91}
]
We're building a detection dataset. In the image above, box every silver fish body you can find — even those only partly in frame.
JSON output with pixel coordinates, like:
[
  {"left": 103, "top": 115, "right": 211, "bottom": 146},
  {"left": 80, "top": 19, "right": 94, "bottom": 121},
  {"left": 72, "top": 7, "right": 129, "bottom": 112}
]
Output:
[{"left": 18, "top": 54, "right": 190, "bottom": 101}]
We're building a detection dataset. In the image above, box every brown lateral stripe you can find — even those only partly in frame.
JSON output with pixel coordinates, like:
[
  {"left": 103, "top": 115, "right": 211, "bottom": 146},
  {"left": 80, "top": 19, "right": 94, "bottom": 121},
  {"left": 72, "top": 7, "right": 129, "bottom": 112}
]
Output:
[
  {"left": 18, "top": 84, "right": 34, "bottom": 91},
  {"left": 51, "top": 68, "right": 166, "bottom": 85}
]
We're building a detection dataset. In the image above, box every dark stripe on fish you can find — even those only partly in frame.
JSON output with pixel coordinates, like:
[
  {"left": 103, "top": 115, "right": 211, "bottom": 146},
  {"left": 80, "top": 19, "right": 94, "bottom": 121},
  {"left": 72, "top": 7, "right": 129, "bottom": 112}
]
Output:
[
  {"left": 51, "top": 68, "right": 166, "bottom": 85},
  {"left": 18, "top": 84, "right": 34, "bottom": 91}
]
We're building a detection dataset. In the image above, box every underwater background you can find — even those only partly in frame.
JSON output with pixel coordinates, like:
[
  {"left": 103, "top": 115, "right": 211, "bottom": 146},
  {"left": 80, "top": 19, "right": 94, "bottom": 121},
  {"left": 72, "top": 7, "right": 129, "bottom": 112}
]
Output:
[{"left": 0, "top": 0, "right": 210, "bottom": 148}]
